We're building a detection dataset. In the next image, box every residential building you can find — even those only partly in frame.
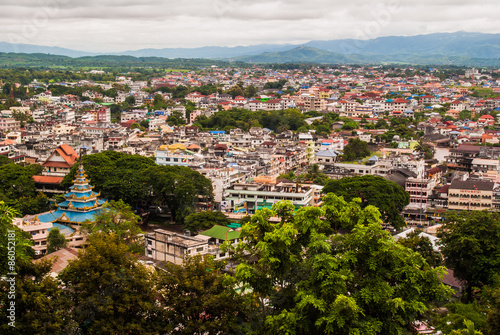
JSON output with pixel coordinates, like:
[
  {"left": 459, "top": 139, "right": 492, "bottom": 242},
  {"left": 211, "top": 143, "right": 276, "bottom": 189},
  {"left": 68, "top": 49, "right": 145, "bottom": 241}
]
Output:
[
  {"left": 448, "top": 180, "right": 494, "bottom": 211},
  {"left": 41, "top": 144, "right": 79, "bottom": 177}
]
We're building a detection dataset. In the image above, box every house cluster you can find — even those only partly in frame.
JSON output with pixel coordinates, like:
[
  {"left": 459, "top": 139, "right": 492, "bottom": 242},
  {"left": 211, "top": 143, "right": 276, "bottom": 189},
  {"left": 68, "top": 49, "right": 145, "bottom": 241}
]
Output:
[{"left": 2, "top": 65, "right": 500, "bottom": 257}]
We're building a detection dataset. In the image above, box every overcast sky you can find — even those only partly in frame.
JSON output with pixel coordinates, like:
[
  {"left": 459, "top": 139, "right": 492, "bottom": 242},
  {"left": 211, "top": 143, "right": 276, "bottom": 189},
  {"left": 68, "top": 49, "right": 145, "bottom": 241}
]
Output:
[{"left": 1, "top": 0, "right": 498, "bottom": 52}]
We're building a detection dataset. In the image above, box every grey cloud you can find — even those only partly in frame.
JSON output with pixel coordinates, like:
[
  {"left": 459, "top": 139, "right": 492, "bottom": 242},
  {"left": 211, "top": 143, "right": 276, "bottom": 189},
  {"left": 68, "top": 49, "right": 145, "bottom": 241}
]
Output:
[{"left": 0, "top": 0, "right": 498, "bottom": 51}]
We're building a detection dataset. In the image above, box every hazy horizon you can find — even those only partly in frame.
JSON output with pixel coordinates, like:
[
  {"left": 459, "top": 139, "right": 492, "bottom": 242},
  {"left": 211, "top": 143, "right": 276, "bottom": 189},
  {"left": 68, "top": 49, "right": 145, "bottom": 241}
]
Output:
[{"left": 1, "top": 0, "right": 498, "bottom": 53}]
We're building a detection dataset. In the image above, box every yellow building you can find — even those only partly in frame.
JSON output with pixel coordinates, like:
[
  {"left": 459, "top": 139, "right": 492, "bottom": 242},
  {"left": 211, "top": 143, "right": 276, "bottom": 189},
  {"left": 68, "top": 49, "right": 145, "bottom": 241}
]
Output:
[{"left": 448, "top": 180, "right": 494, "bottom": 211}]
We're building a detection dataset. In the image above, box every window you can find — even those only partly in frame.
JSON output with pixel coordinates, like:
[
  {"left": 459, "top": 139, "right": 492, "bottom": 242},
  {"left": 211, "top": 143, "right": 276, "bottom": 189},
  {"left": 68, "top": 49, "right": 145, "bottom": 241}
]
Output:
[{"left": 196, "top": 247, "right": 204, "bottom": 252}]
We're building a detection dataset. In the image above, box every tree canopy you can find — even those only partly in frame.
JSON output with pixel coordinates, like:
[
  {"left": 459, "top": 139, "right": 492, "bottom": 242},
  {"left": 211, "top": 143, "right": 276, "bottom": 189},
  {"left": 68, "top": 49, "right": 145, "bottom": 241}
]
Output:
[
  {"left": 231, "top": 199, "right": 450, "bottom": 334},
  {"left": 61, "top": 151, "right": 213, "bottom": 223},
  {"left": 158, "top": 255, "right": 249, "bottom": 334},
  {"left": 183, "top": 210, "right": 230, "bottom": 233},
  {"left": 438, "top": 211, "right": 500, "bottom": 302},
  {"left": 341, "top": 137, "right": 371, "bottom": 162},
  {"left": 322, "top": 175, "right": 410, "bottom": 229},
  {"left": 46, "top": 227, "right": 67, "bottom": 254},
  {"left": 59, "top": 233, "right": 161, "bottom": 334}
]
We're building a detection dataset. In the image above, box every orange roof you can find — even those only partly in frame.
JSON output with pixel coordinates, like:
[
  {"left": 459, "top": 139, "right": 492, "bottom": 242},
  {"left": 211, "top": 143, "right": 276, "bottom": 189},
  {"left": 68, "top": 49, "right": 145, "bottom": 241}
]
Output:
[
  {"left": 0, "top": 139, "right": 16, "bottom": 145},
  {"left": 34, "top": 247, "right": 79, "bottom": 274},
  {"left": 58, "top": 144, "right": 79, "bottom": 165},
  {"left": 43, "top": 144, "right": 78, "bottom": 167},
  {"left": 33, "top": 175, "right": 64, "bottom": 184},
  {"left": 187, "top": 144, "right": 201, "bottom": 150}
]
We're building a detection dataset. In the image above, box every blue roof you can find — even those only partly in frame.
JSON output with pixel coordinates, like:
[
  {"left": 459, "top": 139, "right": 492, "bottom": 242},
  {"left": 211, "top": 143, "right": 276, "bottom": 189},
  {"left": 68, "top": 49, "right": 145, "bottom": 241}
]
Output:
[
  {"left": 315, "top": 149, "right": 338, "bottom": 158},
  {"left": 65, "top": 191, "right": 99, "bottom": 198},
  {"left": 48, "top": 223, "right": 74, "bottom": 235},
  {"left": 368, "top": 155, "right": 379, "bottom": 161},
  {"left": 58, "top": 200, "right": 106, "bottom": 209}
]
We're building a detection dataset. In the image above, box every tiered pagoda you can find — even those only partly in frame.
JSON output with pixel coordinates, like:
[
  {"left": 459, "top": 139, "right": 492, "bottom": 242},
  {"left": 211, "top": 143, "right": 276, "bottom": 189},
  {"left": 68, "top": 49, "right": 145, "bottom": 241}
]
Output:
[{"left": 29, "top": 162, "right": 107, "bottom": 226}]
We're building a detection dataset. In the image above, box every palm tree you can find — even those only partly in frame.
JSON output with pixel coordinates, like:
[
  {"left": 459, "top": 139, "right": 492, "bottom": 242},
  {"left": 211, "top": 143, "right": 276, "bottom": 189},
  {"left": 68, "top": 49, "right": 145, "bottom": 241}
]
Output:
[{"left": 415, "top": 140, "right": 434, "bottom": 159}]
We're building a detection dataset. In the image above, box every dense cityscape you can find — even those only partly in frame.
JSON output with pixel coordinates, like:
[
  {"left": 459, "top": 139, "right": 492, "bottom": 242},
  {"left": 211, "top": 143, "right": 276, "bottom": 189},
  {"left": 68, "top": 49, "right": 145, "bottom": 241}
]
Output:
[
  {"left": 0, "top": 0, "right": 500, "bottom": 332},
  {"left": 0, "top": 62, "right": 499, "bottom": 334}
]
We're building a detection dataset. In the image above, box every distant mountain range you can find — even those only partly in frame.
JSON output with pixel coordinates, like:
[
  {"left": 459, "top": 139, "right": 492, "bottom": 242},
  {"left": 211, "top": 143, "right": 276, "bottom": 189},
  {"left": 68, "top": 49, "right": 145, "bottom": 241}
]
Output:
[
  {"left": 0, "top": 32, "right": 500, "bottom": 66},
  {"left": 233, "top": 46, "right": 500, "bottom": 66}
]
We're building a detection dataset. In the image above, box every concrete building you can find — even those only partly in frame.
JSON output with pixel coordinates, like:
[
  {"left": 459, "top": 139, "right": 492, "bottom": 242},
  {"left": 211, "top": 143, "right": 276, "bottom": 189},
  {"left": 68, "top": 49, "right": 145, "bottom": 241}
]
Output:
[
  {"left": 0, "top": 118, "right": 21, "bottom": 131},
  {"left": 12, "top": 219, "right": 85, "bottom": 256},
  {"left": 144, "top": 225, "right": 240, "bottom": 265},
  {"left": 448, "top": 180, "right": 494, "bottom": 211},
  {"left": 224, "top": 181, "right": 319, "bottom": 214}
]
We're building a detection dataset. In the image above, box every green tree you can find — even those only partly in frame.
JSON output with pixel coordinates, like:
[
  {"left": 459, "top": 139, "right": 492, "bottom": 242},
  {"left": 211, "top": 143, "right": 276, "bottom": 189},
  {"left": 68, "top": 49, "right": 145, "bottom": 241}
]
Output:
[
  {"left": 483, "top": 278, "right": 500, "bottom": 334},
  {"left": 15, "top": 193, "right": 51, "bottom": 216},
  {"left": 0, "top": 155, "right": 12, "bottom": 166},
  {"left": 449, "top": 320, "right": 484, "bottom": 335},
  {"left": 125, "top": 95, "right": 135, "bottom": 105},
  {"left": 0, "top": 259, "right": 72, "bottom": 334},
  {"left": 46, "top": 227, "right": 67, "bottom": 254},
  {"left": 0, "top": 202, "right": 34, "bottom": 275},
  {"left": 167, "top": 110, "right": 186, "bottom": 126},
  {"left": 184, "top": 210, "right": 230, "bottom": 233},
  {"left": 415, "top": 140, "right": 435, "bottom": 159},
  {"left": 398, "top": 229, "right": 442, "bottom": 267},
  {"left": 59, "top": 233, "right": 161, "bottom": 334},
  {"left": 11, "top": 110, "right": 30, "bottom": 127},
  {"left": 432, "top": 302, "right": 487, "bottom": 334},
  {"left": 438, "top": 211, "right": 500, "bottom": 302},
  {"left": 234, "top": 200, "right": 450, "bottom": 334},
  {"left": 0, "top": 163, "right": 38, "bottom": 202},
  {"left": 61, "top": 152, "right": 213, "bottom": 223},
  {"left": 83, "top": 200, "right": 143, "bottom": 248},
  {"left": 323, "top": 175, "right": 410, "bottom": 229},
  {"left": 304, "top": 163, "right": 329, "bottom": 185},
  {"left": 342, "top": 137, "right": 370, "bottom": 162},
  {"left": 158, "top": 255, "right": 249, "bottom": 334}
]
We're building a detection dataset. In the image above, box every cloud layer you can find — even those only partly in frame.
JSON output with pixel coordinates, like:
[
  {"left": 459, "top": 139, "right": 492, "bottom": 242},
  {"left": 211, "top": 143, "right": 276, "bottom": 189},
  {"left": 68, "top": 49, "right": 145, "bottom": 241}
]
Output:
[{"left": 1, "top": 0, "right": 498, "bottom": 52}]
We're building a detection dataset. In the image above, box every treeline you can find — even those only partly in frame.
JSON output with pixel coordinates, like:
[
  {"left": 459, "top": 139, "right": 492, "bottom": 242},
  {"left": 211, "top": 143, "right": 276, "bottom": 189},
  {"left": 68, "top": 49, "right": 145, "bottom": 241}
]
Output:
[
  {"left": 61, "top": 151, "right": 213, "bottom": 223},
  {"left": 194, "top": 108, "right": 342, "bottom": 134},
  {"left": 0, "top": 52, "right": 244, "bottom": 70}
]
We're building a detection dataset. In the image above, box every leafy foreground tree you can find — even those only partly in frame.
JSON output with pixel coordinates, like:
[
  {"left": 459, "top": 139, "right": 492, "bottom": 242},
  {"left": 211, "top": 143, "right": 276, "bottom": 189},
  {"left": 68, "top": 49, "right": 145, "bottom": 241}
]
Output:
[
  {"left": 183, "top": 210, "right": 231, "bottom": 233},
  {"left": 323, "top": 175, "right": 410, "bottom": 230},
  {"left": 438, "top": 211, "right": 500, "bottom": 302},
  {"left": 59, "top": 233, "right": 161, "bottom": 334},
  {"left": 0, "top": 201, "right": 34, "bottom": 275},
  {"left": 82, "top": 199, "right": 143, "bottom": 248},
  {"left": 0, "top": 259, "right": 73, "bottom": 335},
  {"left": 0, "top": 202, "right": 71, "bottom": 334},
  {"left": 46, "top": 227, "right": 67, "bottom": 254},
  {"left": 232, "top": 199, "right": 451, "bottom": 334},
  {"left": 158, "top": 255, "right": 249, "bottom": 335}
]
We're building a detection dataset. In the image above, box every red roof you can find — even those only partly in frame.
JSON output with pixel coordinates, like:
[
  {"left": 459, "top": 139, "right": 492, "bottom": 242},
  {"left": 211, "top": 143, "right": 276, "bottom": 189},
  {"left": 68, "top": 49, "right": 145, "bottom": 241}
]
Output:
[
  {"left": 42, "top": 144, "right": 78, "bottom": 168},
  {"left": 33, "top": 175, "right": 64, "bottom": 184}
]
